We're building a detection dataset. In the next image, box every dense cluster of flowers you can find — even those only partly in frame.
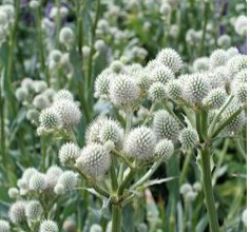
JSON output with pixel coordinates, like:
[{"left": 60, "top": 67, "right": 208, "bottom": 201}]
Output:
[{"left": 0, "top": 0, "right": 246, "bottom": 232}]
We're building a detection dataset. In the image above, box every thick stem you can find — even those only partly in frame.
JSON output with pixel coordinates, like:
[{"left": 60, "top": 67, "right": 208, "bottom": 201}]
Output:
[
  {"left": 200, "top": 147, "right": 220, "bottom": 232},
  {"left": 111, "top": 204, "right": 122, "bottom": 232}
]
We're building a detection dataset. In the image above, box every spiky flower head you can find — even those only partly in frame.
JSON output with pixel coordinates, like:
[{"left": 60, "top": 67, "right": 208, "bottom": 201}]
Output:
[
  {"left": 85, "top": 117, "right": 108, "bottom": 144},
  {"left": 94, "top": 71, "right": 112, "bottom": 98},
  {"left": 99, "top": 119, "right": 124, "bottom": 149},
  {"left": 217, "top": 34, "right": 231, "bottom": 48},
  {"left": 76, "top": 144, "right": 111, "bottom": 178},
  {"left": 55, "top": 171, "right": 78, "bottom": 194},
  {"left": 34, "top": 81, "right": 47, "bottom": 93},
  {"left": 8, "top": 187, "right": 19, "bottom": 199},
  {"left": 25, "top": 200, "right": 43, "bottom": 221},
  {"left": 39, "top": 107, "right": 62, "bottom": 130},
  {"left": 59, "top": 27, "right": 74, "bottom": 46},
  {"left": 166, "top": 80, "right": 182, "bottom": 101},
  {"left": 27, "top": 109, "right": 40, "bottom": 123},
  {"left": 53, "top": 100, "right": 81, "bottom": 128},
  {"left": 227, "top": 47, "right": 239, "bottom": 57},
  {"left": 0, "top": 220, "right": 10, "bottom": 232},
  {"left": 209, "top": 49, "right": 228, "bottom": 68},
  {"left": 151, "top": 65, "right": 175, "bottom": 84},
  {"left": 40, "top": 220, "right": 59, "bottom": 232},
  {"left": 203, "top": 88, "right": 227, "bottom": 109},
  {"left": 124, "top": 127, "right": 156, "bottom": 160},
  {"left": 180, "top": 183, "right": 192, "bottom": 195},
  {"left": 9, "top": 201, "right": 26, "bottom": 224},
  {"left": 90, "top": 224, "right": 103, "bottom": 232},
  {"left": 227, "top": 55, "right": 247, "bottom": 77},
  {"left": 94, "top": 39, "right": 106, "bottom": 52},
  {"left": 59, "top": 143, "right": 80, "bottom": 166},
  {"left": 148, "top": 82, "right": 167, "bottom": 102},
  {"left": 62, "top": 219, "right": 76, "bottom": 232},
  {"left": 45, "top": 166, "right": 63, "bottom": 190},
  {"left": 185, "top": 74, "right": 210, "bottom": 104},
  {"left": 222, "top": 103, "right": 245, "bottom": 134},
  {"left": 109, "top": 75, "right": 140, "bottom": 107},
  {"left": 234, "top": 15, "right": 247, "bottom": 36},
  {"left": 193, "top": 57, "right": 209, "bottom": 72},
  {"left": 179, "top": 128, "right": 199, "bottom": 150},
  {"left": 234, "top": 83, "right": 247, "bottom": 104},
  {"left": 33, "top": 94, "right": 50, "bottom": 110},
  {"left": 153, "top": 110, "right": 180, "bottom": 140},
  {"left": 156, "top": 48, "right": 183, "bottom": 73},
  {"left": 49, "top": 50, "right": 62, "bottom": 64},
  {"left": 154, "top": 139, "right": 174, "bottom": 160},
  {"left": 29, "top": 172, "right": 47, "bottom": 192},
  {"left": 15, "top": 87, "right": 28, "bottom": 102},
  {"left": 206, "top": 68, "right": 229, "bottom": 89},
  {"left": 110, "top": 60, "right": 124, "bottom": 73},
  {"left": 54, "top": 89, "right": 74, "bottom": 102},
  {"left": 234, "top": 69, "right": 247, "bottom": 83}
]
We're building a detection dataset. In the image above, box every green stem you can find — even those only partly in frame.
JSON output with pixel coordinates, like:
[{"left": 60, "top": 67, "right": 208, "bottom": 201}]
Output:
[
  {"left": 87, "top": 0, "right": 101, "bottom": 101},
  {"left": 207, "top": 95, "right": 234, "bottom": 137},
  {"left": 0, "top": 90, "right": 6, "bottom": 168},
  {"left": 179, "top": 151, "right": 192, "bottom": 184},
  {"left": 117, "top": 168, "right": 136, "bottom": 195},
  {"left": 199, "top": 1, "right": 209, "bottom": 55},
  {"left": 200, "top": 147, "right": 220, "bottom": 232},
  {"left": 131, "top": 159, "right": 162, "bottom": 190},
  {"left": 110, "top": 157, "right": 118, "bottom": 191},
  {"left": 35, "top": 4, "right": 50, "bottom": 85},
  {"left": 55, "top": 0, "right": 61, "bottom": 48},
  {"left": 111, "top": 204, "right": 122, "bottom": 232}
]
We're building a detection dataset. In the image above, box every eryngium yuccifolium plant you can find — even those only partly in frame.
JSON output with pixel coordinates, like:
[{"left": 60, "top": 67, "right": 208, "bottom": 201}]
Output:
[{"left": 1, "top": 0, "right": 247, "bottom": 231}]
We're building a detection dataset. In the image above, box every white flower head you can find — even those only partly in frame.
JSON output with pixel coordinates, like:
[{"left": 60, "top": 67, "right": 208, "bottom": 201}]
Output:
[
  {"left": 124, "top": 127, "right": 156, "bottom": 160},
  {"left": 76, "top": 144, "right": 111, "bottom": 178},
  {"left": 153, "top": 110, "right": 180, "bottom": 140},
  {"left": 156, "top": 48, "right": 183, "bottom": 73},
  {"left": 40, "top": 220, "right": 59, "bottom": 232},
  {"left": 109, "top": 74, "right": 140, "bottom": 107}
]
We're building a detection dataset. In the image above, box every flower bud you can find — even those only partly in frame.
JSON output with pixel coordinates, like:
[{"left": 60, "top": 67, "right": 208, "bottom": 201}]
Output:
[
  {"left": 40, "top": 220, "right": 59, "bottom": 232},
  {"left": 154, "top": 139, "right": 174, "bottom": 160},
  {"left": 153, "top": 110, "right": 179, "bottom": 140},
  {"left": 76, "top": 144, "right": 111, "bottom": 178},
  {"left": 179, "top": 128, "right": 199, "bottom": 150},
  {"left": 59, "top": 27, "right": 74, "bottom": 46},
  {"left": 25, "top": 200, "right": 43, "bottom": 221},
  {"left": 109, "top": 75, "right": 140, "bottom": 107},
  {"left": 148, "top": 82, "right": 167, "bottom": 102},
  {"left": 59, "top": 143, "right": 80, "bottom": 166},
  {"left": 156, "top": 48, "right": 183, "bottom": 73},
  {"left": 9, "top": 201, "right": 26, "bottom": 224},
  {"left": 124, "top": 127, "right": 156, "bottom": 160}
]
